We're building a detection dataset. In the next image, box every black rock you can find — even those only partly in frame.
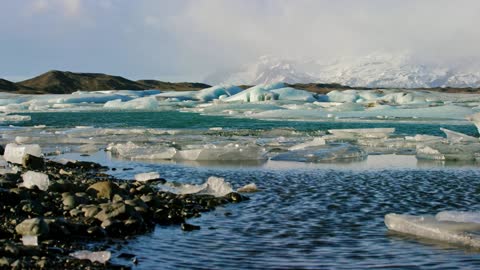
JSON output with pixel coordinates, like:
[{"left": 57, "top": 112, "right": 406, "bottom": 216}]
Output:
[
  {"left": 181, "top": 222, "right": 200, "bottom": 231},
  {"left": 22, "top": 154, "right": 45, "bottom": 170}
]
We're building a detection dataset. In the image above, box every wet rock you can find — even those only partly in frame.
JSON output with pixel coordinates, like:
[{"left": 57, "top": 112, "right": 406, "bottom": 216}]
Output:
[
  {"left": 87, "top": 181, "right": 120, "bottom": 200},
  {"left": 95, "top": 202, "right": 137, "bottom": 222},
  {"left": 0, "top": 145, "right": 4, "bottom": 155},
  {"left": 62, "top": 193, "right": 76, "bottom": 210},
  {"left": 15, "top": 218, "right": 49, "bottom": 237},
  {"left": 181, "top": 223, "right": 200, "bottom": 231},
  {"left": 22, "top": 154, "right": 45, "bottom": 170}
]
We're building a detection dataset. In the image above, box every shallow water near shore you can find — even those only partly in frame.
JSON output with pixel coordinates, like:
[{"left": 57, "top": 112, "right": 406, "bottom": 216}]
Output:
[
  {"left": 57, "top": 151, "right": 480, "bottom": 269},
  {"left": 5, "top": 110, "right": 480, "bottom": 269}
]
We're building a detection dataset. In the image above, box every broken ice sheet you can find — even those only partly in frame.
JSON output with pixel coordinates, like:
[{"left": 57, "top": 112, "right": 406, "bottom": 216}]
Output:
[
  {"left": 272, "top": 143, "right": 367, "bottom": 163},
  {"left": 385, "top": 213, "right": 480, "bottom": 248}
]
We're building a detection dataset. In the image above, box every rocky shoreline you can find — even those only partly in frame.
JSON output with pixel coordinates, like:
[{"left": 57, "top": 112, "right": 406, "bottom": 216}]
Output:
[{"left": 0, "top": 146, "right": 247, "bottom": 269}]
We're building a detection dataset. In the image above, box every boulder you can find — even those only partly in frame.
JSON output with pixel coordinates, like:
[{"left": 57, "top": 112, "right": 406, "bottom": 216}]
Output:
[{"left": 15, "top": 218, "right": 49, "bottom": 236}]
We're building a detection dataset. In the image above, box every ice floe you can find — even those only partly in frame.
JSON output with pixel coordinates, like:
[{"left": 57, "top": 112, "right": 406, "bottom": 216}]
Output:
[
  {"left": 160, "top": 176, "right": 233, "bottom": 197},
  {"left": 385, "top": 213, "right": 480, "bottom": 248}
]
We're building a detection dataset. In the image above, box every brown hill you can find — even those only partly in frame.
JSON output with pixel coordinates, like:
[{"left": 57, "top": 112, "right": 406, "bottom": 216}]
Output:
[
  {"left": 0, "top": 78, "right": 20, "bottom": 92},
  {"left": 137, "top": 80, "right": 210, "bottom": 91},
  {"left": 8, "top": 70, "right": 211, "bottom": 94}
]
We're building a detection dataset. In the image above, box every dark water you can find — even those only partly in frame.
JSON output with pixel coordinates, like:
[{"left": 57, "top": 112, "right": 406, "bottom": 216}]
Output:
[
  {"left": 106, "top": 163, "right": 480, "bottom": 269},
  {"left": 17, "top": 111, "right": 478, "bottom": 137}
]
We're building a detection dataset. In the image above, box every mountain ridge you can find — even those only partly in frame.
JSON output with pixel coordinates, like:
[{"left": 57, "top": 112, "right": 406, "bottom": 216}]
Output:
[{"left": 1, "top": 70, "right": 211, "bottom": 94}]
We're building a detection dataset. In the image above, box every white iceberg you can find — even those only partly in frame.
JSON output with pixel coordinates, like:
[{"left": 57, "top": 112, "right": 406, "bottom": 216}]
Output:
[
  {"left": 104, "top": 96, "right": 159, "bottom": 110},
  {"left": 3, "top": 143, "right": 42, "bottom": 164}
]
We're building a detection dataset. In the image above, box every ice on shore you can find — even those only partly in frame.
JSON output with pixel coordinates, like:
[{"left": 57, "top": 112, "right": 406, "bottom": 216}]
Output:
[
  {"left": 135, "top": 172, "right": 161, "bottom": 182},
  {"left": 70, "top": 250, "right": 111, "bottom": 264},
  {"left": 385, "top": 213, "right": 480, "bottom": 248},
  {"left": 22, "top": 171, "right": 50, "bottom": 191},
  {"left": 160, "top": 176, "right": 233, "bottom": 197},
  {"left": 3, "top": 143, "right": 42, "bottom": 164},
  {"left": 272, "top": 143, "right": 367, "bottom": 162}
]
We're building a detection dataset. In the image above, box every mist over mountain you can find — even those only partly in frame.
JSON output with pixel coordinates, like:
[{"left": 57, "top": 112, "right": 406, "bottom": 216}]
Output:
[{"left": 205, "top": 53, "right": 480, "bottom": 88}]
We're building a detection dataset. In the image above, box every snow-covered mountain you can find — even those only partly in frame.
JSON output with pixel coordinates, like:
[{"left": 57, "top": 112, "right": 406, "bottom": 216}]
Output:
[{"left": 205, "top": 53, "right": 480, "bottom": 88}]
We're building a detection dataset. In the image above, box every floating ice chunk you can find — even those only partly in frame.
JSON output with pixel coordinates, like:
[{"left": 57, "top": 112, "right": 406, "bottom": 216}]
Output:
[
  {"left": 272, "top": 143, "right": 367, "bottom": 162},
  {"left": 270, "top": 87, "right": 317, "bottom": 102},
  {"left": 385, "top": 213, "right": 480, "bottom": 248},
  {"left": 436, "top": 211, "right": 480, "bottom": 224},
  {"left": 289, "top": 137, "right": 326, "bottom": 150},
  {"left": 405, "top": 134, "right": 444, "bottom": 143},
  {"left": 440, "top": 128, "right": 478, "bottom": 143},
  {"left": 327, "top": 102, "right": 365, "bottom": 112},
  {"left": 237, "top": 183, "right": 258, "bottom": 193},
  {"left": 416, "top": 142, "right": 480, "bottom": 161},
  {"left": 70, "top": 250, "right": 111, "bottom": 264},
  {"left": 174, "top": 144, "right": 266, "bottom": 161},
  {"left": 21, "top": 235, "right": 38, "bottom": 246},
  {"left": 3, "top": 143, "right": 42, "bottom": 164},
  {"left": 224, "top": 83, "right": 285, "bottom": 102},
  {"left": 328, "top": 128, "right": 395, "bottom": 139},
  {"left": 108, "top": 142, "right": 177, "bottom": 160},
  {"left": 195, "top": 85, "right": 243, "bottom": 102},
  {"left": 160, "top": 176, "right": 233, "bottom": 197},
  {"left": 104, "top": 97, "right": 159, "bottom": 110},
  {"left": 22, "top": 171, "right": 50, "bottom": 191},
  {"left": 135, "top": 172, "right": 160, "bottom": 182}
]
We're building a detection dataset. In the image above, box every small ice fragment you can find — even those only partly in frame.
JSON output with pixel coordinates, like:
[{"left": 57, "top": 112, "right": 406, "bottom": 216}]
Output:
[
  {"left": 385, "top": 213, "right": 480, "bottom": 248},
  {"left": 3, "top": 143, "right": 42, "bottom": 164},
  {"left": 135, "top": 172, "right": 160, "bottom": 182},
  {"left": 436, "top": 211, "right": 480, "bottom": 224},
  {"left": 237, "top": 183, "right": 258, "bottom": 193},
  {"left": 21, "top": 235, "right": 38, "bottom": 246},
  {"left": 328, "top": 128, "right": 395, "bottom": 139},
  {"left": 22, "top": 171, "right": 50, "bottom": 191},
  {"left": 70, "top": 250, "right": 111, "bottom": 264},
  {"left": 159, "top": 176, "right": 233, "bottom": 197}
]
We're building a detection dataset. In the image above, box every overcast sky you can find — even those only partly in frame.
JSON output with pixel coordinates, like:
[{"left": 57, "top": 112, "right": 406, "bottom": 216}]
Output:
[{"left": 1, "top": 0, "right": 479, "bottom": 82}]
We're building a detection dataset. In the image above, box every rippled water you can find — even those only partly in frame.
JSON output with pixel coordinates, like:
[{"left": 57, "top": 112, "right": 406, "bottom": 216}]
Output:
[
  {"left": 11, "top": 111, "right": 480, "bottom": 269},
  {"left": 68, "top": 153, "right": 480, "bottom": 269}
]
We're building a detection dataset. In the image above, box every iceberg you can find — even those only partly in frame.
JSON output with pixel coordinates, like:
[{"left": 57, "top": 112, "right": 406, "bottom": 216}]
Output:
[
  {"left": 436, "top": 211, "right": 480, "bottom": 224},
  {"left": 288, "top": 137, "right": 326, "bottom": 150},
  {"left": 22, "top": 171, "right": 50, "bottom": 191},
  {"left": 270, "top": 87, "right": 318, "bottom": 102},
  {"left": 224, "top": 83, "right": 285, "bottom": 102},
  {"left": 3, "top": 143, "right": 42, "bottom": 164},
  {"left": 385, "top": 213, "right": 480, "bottom": 248},
  {"left": 194, "top": 85, "right": 243, "bottom": 102}
]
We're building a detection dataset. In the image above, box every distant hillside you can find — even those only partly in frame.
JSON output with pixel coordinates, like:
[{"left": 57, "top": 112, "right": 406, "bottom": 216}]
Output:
[
  {"left": 0, "top": 78, "right": 20, "bottom": 92},
  {"left": 1, "top": 70, "right": 211, "bottom": 94},
  {"left": 137, "top": 80, "right": 210, "bottom": 92}
]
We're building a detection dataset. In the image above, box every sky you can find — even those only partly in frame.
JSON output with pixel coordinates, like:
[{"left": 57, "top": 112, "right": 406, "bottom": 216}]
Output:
[{"left": 0, "top": 0, "right": 479, "bottom": 82}]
